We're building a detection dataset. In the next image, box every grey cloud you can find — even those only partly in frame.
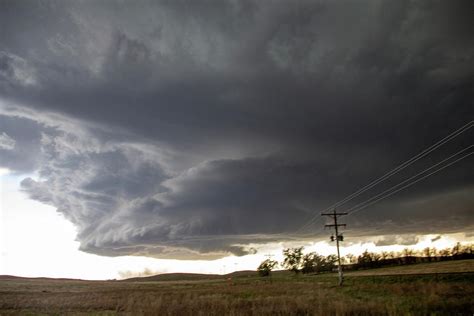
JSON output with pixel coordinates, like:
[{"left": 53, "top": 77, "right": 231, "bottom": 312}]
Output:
[
  {"left": 0, "top": 0, "right": 473, "bottom": 258},
  {"left": 375, "top": 235, "right": 419, "bottom": 247},
  {"left": 344, "top": 186, "right": 474, "bottom": 238},
  {"left": 0, "top": 51, "right": 37, "bottom": 90},
  {"left": 18, "top": 131, "right": 173, "bottom": 254},
  {"left": 0, "top": 131, "right": 15, "bottom": 150},
  {"left": 0, "top": 114, "right": 48, "bottom": 172}
]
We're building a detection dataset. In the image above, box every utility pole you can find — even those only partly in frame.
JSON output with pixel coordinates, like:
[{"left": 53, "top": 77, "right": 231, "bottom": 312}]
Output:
[{"left": 322, "top": 209, "right": 347, "bottom": 286}]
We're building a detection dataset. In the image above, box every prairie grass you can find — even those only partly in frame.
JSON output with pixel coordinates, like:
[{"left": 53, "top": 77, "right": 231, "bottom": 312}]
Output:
[
  {"left": 345, "top": 258, "right": 474, "bottom": 276},
  {"left": 1, "top": 261, "right": 473, "bottom": 315}
]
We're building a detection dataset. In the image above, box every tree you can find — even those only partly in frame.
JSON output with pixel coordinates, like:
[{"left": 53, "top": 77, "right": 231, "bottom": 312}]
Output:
[
  {"left": 357, "top": 250, "right": 381, "bottom": 268},
  {"left": 439, "top": 248, "right": 451, "bottom": 257},
  {"left": 357, "top": 250, "right": 372, "bottom": 268},
  {"left": 387, "top": 251, "right": 396, "bottom": 259},
  {"left": 401, "top": 248, "right": 416, "bottom": 264},
  {"left": 402, "top": 248, "right": 414, "bottom": 257},
  {"left": 422, "top": 247, "right": 437, "bottom": 261},
  {"left": 452, "top": 242, "right": 461, "bottom": 256},
  {"left": 346, "top": 254, "right": 356, "bottom": 264},
  {"left": 301, "top": 252, "right": 325, "bottom": 274},
  {"left": 461, "top": 244, "right": 474, "bottom": 255},
  {"left": 282, "top": 247, "right": 304, "bottom": 274},
  {"left": 324, "top": 254, "right": 338, "bottom": 271},
  {"left": 257, "top": 259, "right": 279, "bottom": 277}
]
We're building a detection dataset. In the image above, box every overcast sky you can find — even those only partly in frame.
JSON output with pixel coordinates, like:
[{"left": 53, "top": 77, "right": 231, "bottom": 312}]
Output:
[{"left": 0, "top": 0, "right": 473, "bottom": 262}]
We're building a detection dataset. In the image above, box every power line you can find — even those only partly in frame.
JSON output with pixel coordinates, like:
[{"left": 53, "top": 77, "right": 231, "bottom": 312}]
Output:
[
  {"left": 346, "top": 147, "right": 473, "bottom": 216},
  {"left": 292, "top": 123, "right": 471, "bottom": 289},
  {"left": 344, "top": 145, "right": 473, "bottom": 214},
  {"left": 295, "top": 221, "right": 325, "bottom": 237},
  {"left": 331, "top": 120, "right": 472, "bottom": 209},
  {"left": 295, "top": 217, "right": 324, "bottom": 235},
  {"left": 296, "top": 120, "right": 472, "bottom": 233},
  {"left": 295, "top": 145, "right": 472, "bottom": 236},
  {"left": 294, "top": 120, "right": 473, "bottom": 235}
]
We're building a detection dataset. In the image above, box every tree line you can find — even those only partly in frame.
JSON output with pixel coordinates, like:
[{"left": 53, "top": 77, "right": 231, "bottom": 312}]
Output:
[{"left": 257, "top": 242, "right": 474, "bottom": 277}]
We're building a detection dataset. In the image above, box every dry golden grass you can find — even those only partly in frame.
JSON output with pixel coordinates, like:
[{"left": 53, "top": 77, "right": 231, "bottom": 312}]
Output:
[
  {"left": 346, "top": 258, "right": 474, "bottom": 276},
  {"left": 1, "top": 260, "right": 473, "bottom": 315}
]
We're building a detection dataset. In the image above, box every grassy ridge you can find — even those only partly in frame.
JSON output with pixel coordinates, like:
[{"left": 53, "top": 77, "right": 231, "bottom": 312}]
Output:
[
  {"left": 0, "top": 260, "right": 473, "bottom": 315},
  {"left": 123, "top": 270, "right": 261, "bottom": 282},
  {"left": 121, "top": 258, "right": 474, "bottom": 282}
]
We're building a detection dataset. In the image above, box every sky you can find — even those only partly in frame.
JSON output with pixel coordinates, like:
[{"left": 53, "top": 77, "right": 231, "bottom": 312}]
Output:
[{"left": 0, "top": 0, "right": 473, "bottom": 279}]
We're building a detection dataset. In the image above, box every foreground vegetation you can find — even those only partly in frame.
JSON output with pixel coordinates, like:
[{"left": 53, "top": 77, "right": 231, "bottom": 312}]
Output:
[
  {"left": 1, "top": 260, "right": 473, "bottom": 315},
  {"left": 258, "top": 242, "right": 474, "bottom": 276}
]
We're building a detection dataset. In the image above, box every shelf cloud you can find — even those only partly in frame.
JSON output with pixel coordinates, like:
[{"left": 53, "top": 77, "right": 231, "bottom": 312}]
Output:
[{"left": 0, "top": 0, "right": 473, "bottom": 258}]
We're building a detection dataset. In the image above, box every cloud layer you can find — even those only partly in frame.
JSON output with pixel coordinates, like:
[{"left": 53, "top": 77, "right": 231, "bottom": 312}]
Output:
[{"left": 0, "top": 0, "right": 473, "bottom": 258}]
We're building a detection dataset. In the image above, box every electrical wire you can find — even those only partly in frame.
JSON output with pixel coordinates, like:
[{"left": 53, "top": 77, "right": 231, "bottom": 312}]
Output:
[
  {"left": 294, "top": 120, "right": 473, "bottom": 235},
  {"left": 347, "top": 147, "right": 473, "bottom": 216}
]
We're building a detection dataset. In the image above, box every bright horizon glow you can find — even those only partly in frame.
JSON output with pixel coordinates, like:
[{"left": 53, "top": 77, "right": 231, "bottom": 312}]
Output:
[{"left": 1, "top": 172, "right": 472, "bottom": 280}]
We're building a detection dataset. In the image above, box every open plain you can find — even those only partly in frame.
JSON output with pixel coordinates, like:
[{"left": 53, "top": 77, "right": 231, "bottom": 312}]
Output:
[{"left": 1, "top": 260, "right": 473, "bottom": 315}]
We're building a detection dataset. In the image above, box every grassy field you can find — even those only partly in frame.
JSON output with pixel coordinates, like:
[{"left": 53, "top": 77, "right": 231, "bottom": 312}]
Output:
[
  {"left": 0, "top": 260, "right": 473, "bottom": 315},
  {"left": 346, "top": 258, "right": 474, "bottom": 276}
]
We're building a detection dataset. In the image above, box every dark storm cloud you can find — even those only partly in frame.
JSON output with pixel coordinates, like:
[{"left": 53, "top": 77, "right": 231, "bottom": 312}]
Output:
[
  {"left": 0, "top": 132, "right": 15, "bottom": 150},
  {"left": 0, "top": 0, "right": 473, "bottom": 258},
  {"left": 0, "top": 115, "right": 49, "bottom": 172}
]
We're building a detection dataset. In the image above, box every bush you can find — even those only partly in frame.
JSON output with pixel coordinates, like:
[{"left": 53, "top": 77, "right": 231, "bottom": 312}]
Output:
[{"left": 257, "top": 259, "right": 279, "bottom": 277}]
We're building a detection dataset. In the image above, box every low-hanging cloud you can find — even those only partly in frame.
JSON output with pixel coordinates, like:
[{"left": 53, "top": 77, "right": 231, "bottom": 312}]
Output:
[
  {"left": 0, "top": 0, "right": 473, "bottom": 258},
  {"left": 375, "top": 235, "right": 419, "bottom": 247}
]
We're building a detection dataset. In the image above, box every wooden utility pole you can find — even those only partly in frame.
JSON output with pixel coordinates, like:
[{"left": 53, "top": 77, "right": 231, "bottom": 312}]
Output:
[{"left": 322, "top": 209, "right": 347, "bottom": 286}]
